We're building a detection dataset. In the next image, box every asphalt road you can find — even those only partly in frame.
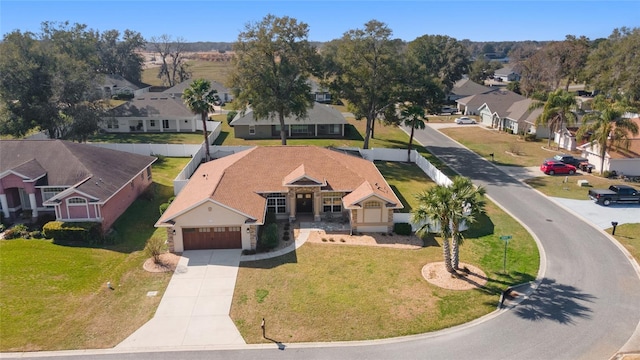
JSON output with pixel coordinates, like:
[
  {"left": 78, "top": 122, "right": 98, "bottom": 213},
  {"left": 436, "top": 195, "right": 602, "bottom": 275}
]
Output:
[{"left": 5, "top": 126, "right": 640, "bottom": 360}]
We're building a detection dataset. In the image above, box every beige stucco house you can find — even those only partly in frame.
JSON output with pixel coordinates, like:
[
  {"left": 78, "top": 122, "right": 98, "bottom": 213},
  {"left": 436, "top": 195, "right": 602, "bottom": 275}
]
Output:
[{"left": 155, "top": 146, "right": 403, "bottom": 252}]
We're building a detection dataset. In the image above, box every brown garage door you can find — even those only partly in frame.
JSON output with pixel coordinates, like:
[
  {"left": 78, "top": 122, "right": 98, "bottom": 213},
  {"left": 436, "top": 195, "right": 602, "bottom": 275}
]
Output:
[{"left": 182, "top": 226, "right": 242, "bottom": 250}]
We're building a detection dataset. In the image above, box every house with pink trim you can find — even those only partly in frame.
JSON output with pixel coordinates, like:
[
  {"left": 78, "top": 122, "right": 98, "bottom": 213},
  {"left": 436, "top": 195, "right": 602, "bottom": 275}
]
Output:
[{"left": 0, "top": 140, "right": 156, "bottom": 232}]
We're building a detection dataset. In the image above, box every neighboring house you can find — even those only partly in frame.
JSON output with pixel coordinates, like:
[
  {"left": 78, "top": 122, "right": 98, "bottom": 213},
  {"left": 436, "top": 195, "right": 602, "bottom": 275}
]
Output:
[
  {"left": 163, "top": 79, "right": 233, "bottom": 104},
  {"left": 449, "top": 78, "right": 495, "bottom": 104},
  {"left": 101, "top": 96, "right": 200, "bottom": 133},
  {"left": 494, "top": 65, "right": 521, "bottom": 82},
  {"left": 308, "top": 79, "right": 332, "bottom": 103},
  {"left": 99, "top": 74, "right": 149, "bottom": 98},
  {"left": 578, "top": 117, "right": 640, "bottom": 174},
  {"left": 0, "top": 140, "right": 156, "bottom": 232},
  {"left": 229, "top": 103, "right": 348, "bottom": 139},
  {"left": 458, "top": 89, "right": 549, "bottom": 138},
  {"left": 155, "top": 146, "right": 403, "bottom": 252},
  {"left": 502, "top": 98, "right": 545, "bottom": 137}
]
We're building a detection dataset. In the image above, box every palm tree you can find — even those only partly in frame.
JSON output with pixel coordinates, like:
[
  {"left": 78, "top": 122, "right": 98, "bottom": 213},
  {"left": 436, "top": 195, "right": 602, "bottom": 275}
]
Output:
[
  {"left": 182, "top": 79, "right": 219, "bottom": 162},
  {"left": 448, "top": 177, "right": 486, "bottom": 271},
  {"left": 412, "top": 185, "right": 455, "bottom": 274},
  {"left": 400, "top": 103, "right": 427, "bottom": 162},
  {"left": 529, "top": 89, "right": 578, "bottom": 149},
  {"left": 576, "top": 97, "right": 639, "bottom": 173}
]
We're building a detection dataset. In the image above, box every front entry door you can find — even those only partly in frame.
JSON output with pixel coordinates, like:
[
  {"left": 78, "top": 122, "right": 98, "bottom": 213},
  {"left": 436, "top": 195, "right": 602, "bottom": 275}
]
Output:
[{"left": 296, "top": 193, "right": 313, "bottom": 213}]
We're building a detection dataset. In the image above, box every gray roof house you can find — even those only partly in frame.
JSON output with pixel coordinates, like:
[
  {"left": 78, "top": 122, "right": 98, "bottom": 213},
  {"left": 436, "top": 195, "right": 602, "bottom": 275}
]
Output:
[
  {"left": 494, "top": 65, "right": 521, "bottom": 82},
  {"left": 230, "top": 103, "right": 348, "bottom": 139},
  {"left": 101, "top": 95, "right": 199, "bottom": 133},
  {"left": 100, "top": 74, "right": 149, "bottom": 98},
  {"left": 449, "top": 78, "right": 496, "bottom": 103},
  {"left": 458, "top": 88, "right": 549, "bottom": 139},
  {"left": 308, "top": 79, "right": 332, "bottom": 103}
]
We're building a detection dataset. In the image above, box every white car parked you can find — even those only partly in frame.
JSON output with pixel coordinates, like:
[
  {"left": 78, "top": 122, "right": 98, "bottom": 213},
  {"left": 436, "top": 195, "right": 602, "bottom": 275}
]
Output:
[{"left": 454, "top": 116, "right": 476, "bottom": 124}]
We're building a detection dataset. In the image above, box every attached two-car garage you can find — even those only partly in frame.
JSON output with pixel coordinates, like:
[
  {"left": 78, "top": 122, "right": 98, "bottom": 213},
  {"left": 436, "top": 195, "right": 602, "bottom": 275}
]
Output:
[{"left": 182, "top": 226, "right": 242, "bottom": 250}]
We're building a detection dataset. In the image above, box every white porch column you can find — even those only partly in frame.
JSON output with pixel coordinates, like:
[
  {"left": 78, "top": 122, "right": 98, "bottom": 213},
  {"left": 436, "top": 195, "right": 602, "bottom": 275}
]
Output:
[
  {"left": 313, "top": 191, "right": 321, "bottom": 221},
  {"left": 28, "top": 193, "right": 38, "bottom": 217},
  {"left": 143, "top": 121, "right": 148, "bottom": 132},
  {"left": 315, "top": 124, "right": 318, "bottom": 137},
  {"left": 176, "top": 119, "right": 181, "bottom": 132},
  {"left": 0, "top": 194, "right": 9, "bottom": 218},
  {"left": 289, "top": 192, "right": 296, "bottom": 221}
]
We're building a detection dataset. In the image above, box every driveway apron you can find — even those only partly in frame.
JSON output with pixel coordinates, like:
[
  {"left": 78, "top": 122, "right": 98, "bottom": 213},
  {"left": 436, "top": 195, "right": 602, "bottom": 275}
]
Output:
[{"left": 116, "top": 249, "right": 245, "bottom": 349}]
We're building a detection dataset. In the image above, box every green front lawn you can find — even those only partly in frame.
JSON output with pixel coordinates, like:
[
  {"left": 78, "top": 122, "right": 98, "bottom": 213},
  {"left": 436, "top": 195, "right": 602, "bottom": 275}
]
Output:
[
  {"left": 608, "top": 223, "right": 640, "bottom": 261},
  {"left": 89, "top": 132, "right": 207, "bottom": 144},
  {"left": 375, "top": 161, "right": 436, "bottom": 212},
  {"left": 231, "top": 200, "right": 539, "bottom": 343},
  {"left": 439, "top": 127, "right": 568, "bottom": 167},
  {"left": 0, "top": 157, "right": 190, "bottom": 351}
]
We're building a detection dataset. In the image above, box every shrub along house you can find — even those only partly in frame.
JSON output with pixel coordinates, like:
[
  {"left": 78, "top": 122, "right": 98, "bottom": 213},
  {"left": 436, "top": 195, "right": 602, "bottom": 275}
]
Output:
[
  {"left": 155, "top": 146, "right": 403, "bottom": 252},
  {"left": 229, "top": 103, "right": 348, "bottom": 139},
  {"left": 0, "top": 140, "right": 156, "bottom": 232}
]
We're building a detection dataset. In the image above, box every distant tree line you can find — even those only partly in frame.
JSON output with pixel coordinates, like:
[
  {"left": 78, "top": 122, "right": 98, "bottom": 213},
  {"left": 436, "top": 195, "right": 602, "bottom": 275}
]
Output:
[
  {"left": 1, "top": 18, "right": 638, "bottom": 146},
  {"left": 0, "top": 21, "right": 145, "bottom": 140}
]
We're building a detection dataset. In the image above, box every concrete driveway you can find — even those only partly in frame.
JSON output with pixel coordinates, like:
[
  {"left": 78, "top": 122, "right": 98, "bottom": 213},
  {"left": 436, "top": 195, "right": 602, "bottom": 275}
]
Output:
[{"left": 117, "top": 249, "right": 245, "bottom": 349}]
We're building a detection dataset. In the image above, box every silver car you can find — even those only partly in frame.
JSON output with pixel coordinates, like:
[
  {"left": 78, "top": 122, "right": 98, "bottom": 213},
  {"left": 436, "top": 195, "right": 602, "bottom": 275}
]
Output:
[{"left": 454, "top": 116, "right": 476, "bottom": 124}]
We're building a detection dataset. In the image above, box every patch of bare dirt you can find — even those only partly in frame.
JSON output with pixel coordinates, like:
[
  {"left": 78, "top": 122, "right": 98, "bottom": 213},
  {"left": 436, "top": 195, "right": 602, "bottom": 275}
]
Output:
[
  {"left": 421, "top": 262, "right": 488, "bottom": 290},
  {"left": 143, "top": 253, "right": 181, "bottom": 273}
]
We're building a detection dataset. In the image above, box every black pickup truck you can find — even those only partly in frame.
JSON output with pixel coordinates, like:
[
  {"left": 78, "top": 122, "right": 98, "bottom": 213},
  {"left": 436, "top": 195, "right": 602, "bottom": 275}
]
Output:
[
  {"left": 588, "top": 185, "right": 640, "bottom": 206},
  {"left": 552, "top": 154, "right": 589, "bottom": 168}
]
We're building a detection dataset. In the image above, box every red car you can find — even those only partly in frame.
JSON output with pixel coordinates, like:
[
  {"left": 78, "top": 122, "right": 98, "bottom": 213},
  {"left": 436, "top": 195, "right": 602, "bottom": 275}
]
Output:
[{"left": 540, "top": 160, "right": 577, "bottom": 175}]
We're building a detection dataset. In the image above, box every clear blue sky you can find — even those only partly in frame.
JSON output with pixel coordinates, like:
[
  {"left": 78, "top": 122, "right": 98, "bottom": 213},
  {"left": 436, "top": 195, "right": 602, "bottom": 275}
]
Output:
[{"left": 2, "top": 1, "right": 639, "bottom": 43}]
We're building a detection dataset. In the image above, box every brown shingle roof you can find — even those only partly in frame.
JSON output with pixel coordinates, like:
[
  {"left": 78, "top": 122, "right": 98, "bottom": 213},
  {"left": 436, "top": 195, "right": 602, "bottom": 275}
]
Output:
[
  {"left": 157, "top": 146, "right": 402, "bottom": 225},
  {"left": 0, "top": 140, "right": 156, "bottom": 201}
]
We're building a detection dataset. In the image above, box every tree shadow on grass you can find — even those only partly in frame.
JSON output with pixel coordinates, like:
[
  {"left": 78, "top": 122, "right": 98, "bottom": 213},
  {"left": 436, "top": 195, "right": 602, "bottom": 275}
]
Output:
[
  {"left": 512, "top": 278, "right": 595, "bottom": 324},
  {"left": 465, "top": 212, "right": 495, "bottom": 238},
  {"left": 344, "top": 124, "right": 364, "bottom": 141},
  {"left": 524, "top": 177, "right": 547, "bottom": 188},
  {"left": 419, "top": 232, "right": 440, "bottom": 247},
  {"left": 478, "top": 271, "right": 538, "bottom": 300},
  {"left": 240, "top": 249, "right": 298, "bottom": 270},
  {"left": 213, "top": 131, "right": 230, "bottom": 145},
  {"left": 390, "top": 185, "right": 412, "bottom": 212}
]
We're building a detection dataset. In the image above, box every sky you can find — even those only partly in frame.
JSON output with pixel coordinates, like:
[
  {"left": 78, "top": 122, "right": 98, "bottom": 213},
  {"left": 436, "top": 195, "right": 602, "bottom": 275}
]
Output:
[{"left": 1, "top": 1, "right": 639, "bottom": 43}]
